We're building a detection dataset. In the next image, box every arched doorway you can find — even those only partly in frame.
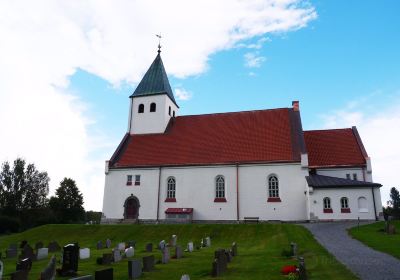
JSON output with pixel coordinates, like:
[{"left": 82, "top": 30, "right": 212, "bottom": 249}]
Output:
[{"left": 124, "top": 195, "right": 140, "bottom": 219}]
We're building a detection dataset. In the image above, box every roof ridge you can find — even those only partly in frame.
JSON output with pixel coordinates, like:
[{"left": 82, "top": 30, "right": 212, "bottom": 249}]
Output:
[
  {"left": 175, "top": 107, "right": 290, "bottom": 118},
  {"left": 304, "top": 128, "right": 353, "bottom": 132}
]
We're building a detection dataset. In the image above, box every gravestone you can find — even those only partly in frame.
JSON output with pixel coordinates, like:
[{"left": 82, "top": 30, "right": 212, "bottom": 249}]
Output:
[
  {"left": 205, "top": 237, "right": 211, "bottom": 247},
  {"left": 128, "top": 259, "right": 142, "bottom": 279},
  {"left": 6, "top": 248, "right": 18, "bottom": 258},
  {"left": 70, "top": 276, "right": 93, "bottom": 280},
  {"left": 105, "top": 239, "right": 111, "bottom": 249},
  {"left": 142, "top": 255, "right": 155, "bottom": 272},
  {"left": 231, "top": 242, "right": 237, "bottom": 256},
  {"left": 117, "top": 243, "right": 125, "bottom": 251},
  {"left": 35, "top": 242, "right": 44, "bottom": 250},
  {"left": 97, "top": 254, "right": 112, "bottom": 265},
  {"left": 211, "top": 258, "right": 221, "bottom": 277},
  {"left": 40, "top": 255, "right": 56, "bottom": 280},
  {"left": 112, "top": 249, "right": 121, "bottom": 263},
  {"left": 48, "top": 242, "right": 61, "bottom": 253},
  {"left": 127, "top": 241, "right": 136, "bottom": 248},
  {"left": 125, "top": 247, "right": 134, "bottom": 258},
  {"left": 36, "top": 248, "right": 49, "bottom": 260},
  {"left": 159, "top": 240, "right": 166, "bottom": 250},
  {"left": 96, "top": 241, "right": 103, "bottom": 250},
  {"left": 225, "top": 250, "right": 232, "bottom": 263},
  {"left": 170, "top": 235, "right": 177, "bottom": 247},
  {"left": 213, "top": 249, "right": 227, "bottom": 274},
  {"left": 20, "top": 244, "right": 35, "bottom": 261},
  {"left": 9, "top": 244, "right": 18, "bottom": 250},
  {"left": 387, "top": 224, "right": 396, "bottom": 235},
  {"left": 0, "top": 260, "right": 3, "bottom": 280},
  {"left": 298, "top": 257, "right": 307, "bottom": 280},
  {"left": 290, "top": 242, "right": 298, "bottom": 257},
  {"left": 181, "top": 275, "right": 190, "bottom": 280},
  {"left": 145, "top": 243, "right": 152, "bottom": 252},
  {"left": 10, "top": 269, "right": 28, "bottom": 280},
  {"left": 16, "top": 257, "right": 32, "bottom": 272},
  {"left": 57, "top": 243, "right": 79, "bottom": 277},
  {"left": 187, "top": 242, "right": 194, "bottom": 253},
  {"left": 95, "top": 268, "right": 113, "bottom": 280},
  {"left": 161, "top": 247, "right": 170, "bottom": 264},
  {"left": 175, "top": 245, "right": 183, "bottom": 259},
  {"left": 79, "top": 248, "right": 90, "bottom": 260},
  {"left": 19, "top": 241, "right": 28, "bottom": 249}
]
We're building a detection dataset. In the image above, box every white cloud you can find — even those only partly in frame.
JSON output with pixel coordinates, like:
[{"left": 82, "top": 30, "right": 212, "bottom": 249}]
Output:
[
  {"left": 244, "top": 52, "right": 267, "bottom": 68},
  {"left": 236, "top": 37, "right": 271, "bottom": 49},
  {"left": 317, "top": 94, "right": 400, "bottom": 207},
  {"left": 0, "top": 0, "right": 316, "bottom": 211},
  {"left": 175, "top": 88, "right": 193, "bottom": 101}
]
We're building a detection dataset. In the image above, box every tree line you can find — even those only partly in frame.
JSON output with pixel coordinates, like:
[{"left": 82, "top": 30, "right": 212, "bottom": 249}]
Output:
[{"left": 0, "top": 158, "right": 101, "bottom": 233}]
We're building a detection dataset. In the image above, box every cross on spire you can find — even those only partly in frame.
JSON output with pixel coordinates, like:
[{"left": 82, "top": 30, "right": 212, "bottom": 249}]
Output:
[{"left": 156, "top": 34, "right": 162, "bottom": 53}]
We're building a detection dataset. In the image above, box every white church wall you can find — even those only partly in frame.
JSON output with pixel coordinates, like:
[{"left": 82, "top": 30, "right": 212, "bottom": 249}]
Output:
[
  {"left": 239, "top": 163, "right": 309, "bottom": 221},
  {"left": 129, "top": 95, "right": 178, "bottom": 134},
  {"left": 316, "top": 167, "right": 365, "bottom": 181},
  {"left": 309, "top": 187, "right": 379, "bottom": 220}
]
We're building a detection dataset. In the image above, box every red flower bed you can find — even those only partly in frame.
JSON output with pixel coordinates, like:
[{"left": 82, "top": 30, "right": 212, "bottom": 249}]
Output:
[{"left": 281, "top": 265, "right": 298, "bottom": 275}]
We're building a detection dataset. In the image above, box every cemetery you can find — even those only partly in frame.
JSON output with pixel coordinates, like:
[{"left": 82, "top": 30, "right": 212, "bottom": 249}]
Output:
[{"left": 0, "top": 223, "right": 358, "bottom": 279}]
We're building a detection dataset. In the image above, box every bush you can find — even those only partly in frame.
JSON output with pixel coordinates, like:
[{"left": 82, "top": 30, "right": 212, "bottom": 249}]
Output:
[{"left": 0, "top": 215, "right": 21, "bottom": 233}]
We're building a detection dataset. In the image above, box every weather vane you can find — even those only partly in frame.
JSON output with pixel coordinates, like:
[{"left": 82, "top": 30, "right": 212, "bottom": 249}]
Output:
[{"left": 156, "top": 33, "right": 162, "bottom": 53}]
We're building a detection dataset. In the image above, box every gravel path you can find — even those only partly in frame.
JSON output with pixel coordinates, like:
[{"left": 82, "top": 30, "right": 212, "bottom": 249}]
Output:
[{"left": 302, "top": 222, "right": 400, "bottom": 280}]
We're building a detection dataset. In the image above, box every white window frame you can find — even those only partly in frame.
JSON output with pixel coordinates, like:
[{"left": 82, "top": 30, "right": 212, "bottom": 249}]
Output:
[
  {"left": 323, "top": 197, "right": 331, "bottom": 209},
  {"left": 268, "top": 175, "right": 279, "bottom": 198},
  {"left": 126, "top": 175, "right": 132, "bottom": 185},
  {"left": 167, "top": 177, "right": 176, "bottom": 199},
  {"left": 341, "top": 197, "right": 349, "bottom": 209},
  {"left": 134, "top": 175, "right": 141, "bottom": 186},
  {"left": 215, "top": 175, "right": 225, "bottom": 198}
]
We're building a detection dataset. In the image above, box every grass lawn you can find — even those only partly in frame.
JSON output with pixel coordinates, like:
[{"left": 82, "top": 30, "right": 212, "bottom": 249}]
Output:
[
  {"left": 0, "top": 223, "right": 357, "bottom": 280},
  {"left": 349, "top": 220, "right": 400, "bottom": 260}
]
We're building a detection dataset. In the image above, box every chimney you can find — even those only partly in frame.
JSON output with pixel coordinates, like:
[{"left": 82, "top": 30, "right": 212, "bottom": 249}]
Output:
[{"left": 292, "top": 100, "right": 300, "bottom": 111}]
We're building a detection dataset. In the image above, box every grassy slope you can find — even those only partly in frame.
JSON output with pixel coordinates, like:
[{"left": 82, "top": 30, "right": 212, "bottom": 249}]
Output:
[
  {"left": 349, "top": 221, "right": 400, "bottom": 260},
  {"left": 0, "top": 224, "right": 357, "bottom": 280}
]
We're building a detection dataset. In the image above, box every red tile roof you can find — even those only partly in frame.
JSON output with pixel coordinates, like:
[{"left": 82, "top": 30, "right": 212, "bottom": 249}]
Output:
[
  {"left": 111, "top": 108, "right": 303, "bottom": 168},
  {"left": 304, "top": 128, "right": 366, "bottom": 168}
]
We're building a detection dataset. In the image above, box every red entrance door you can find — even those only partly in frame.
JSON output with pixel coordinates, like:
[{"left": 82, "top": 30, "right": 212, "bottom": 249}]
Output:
[{"left": 125, "top": 198, "right": 138, "bottom": 219}]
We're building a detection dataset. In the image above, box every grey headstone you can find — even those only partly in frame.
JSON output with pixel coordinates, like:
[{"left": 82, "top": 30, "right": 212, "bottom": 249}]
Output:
[
  {"left": 205, "top": 237, "right": 211, "bottom": 247},
  {"left": 40, "top": 256, "right": 56, "bottom": 280},
  {"left": 105, "top": 239, "right": 112, "bottom": 249},
  {"left": 128, "top": 259, "right": 142, "bottom": 279},
  {"left": 95, "top": 268, "right": 113, "bottom": 280},
  {"left": 10, "top": 270, "right": 28, "bottom": 280},
  {"left": 0, "top": 260, "right": 3, "bottom": 279},
  {"left": 175, "top": 245, "right": 183, "bottom": 259},
  {"left": 69, "top": 276, "right": 93, "bottom": 280},
  {"left": 231, "top": 242, "right": 237, "bottom": 256},
  {"left": 79, "top": 248, "right": 90, "bottom": 260},
  {"left": 125, "top": 247, "right": 134, "bottom": 258},
  {"left": 298, "top": 257, "right": 307, "bottom": 280},
  {"left": 145, "top": 243, "right": 153, "bottom": 252},
  {"left": 187, "top": 242, "right": 194, "bottom": 252},
  {"left": 35, "top": 242, "right": 44, "bottom": 250},
  {"left": 181, "top": 275, "right": 190, "bottom": 280},
  {"left": 96, "top": 241, "right": 103, "bottom": 250},
  {"left": 142, "top": 255, "right": 155, "bottom": 272},
  {"left": 36, "top": 248, "right": 49, "bottom": 260},
  {"left": 158, "top": 240, "right": 166, "bottom": 250},
  {"left": 290, "top": 242, "right": 297, "bottom": 257},
  {"left": 112, "top": 249, "right": 121, "bottom": 263},
  {"left": 170, "top": 235, "right": 177, "bottom": 247},
  {"left": 161, "top": 247, "right": 170, "bottom": 264},
  {"left": 6, "top": 248, "right": 18, "bottom": 258},
  {"left": 117, "top": 243, "right": 125, "bottom": 251}
]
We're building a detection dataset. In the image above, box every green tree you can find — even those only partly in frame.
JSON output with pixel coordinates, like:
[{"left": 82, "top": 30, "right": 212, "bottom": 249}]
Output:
[
  {"left": 50, "top": 178, "right": 85, "bottom": 223},
  {"left": 0, "top": 158, "right": 49, "bottom": 215},
  {"left": 388, "top": 187, "right": 400, "bottom": 219}
]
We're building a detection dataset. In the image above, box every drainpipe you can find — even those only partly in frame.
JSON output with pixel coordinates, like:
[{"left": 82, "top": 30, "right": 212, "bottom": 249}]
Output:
[
  {"left": 371, "top": 187, "right": 378, "bottom": 221},
  {"left": 156, "top": 167, "right": 162, "bottom": 223},
  {"left": 236, "top": 163, "right": 240, "bottom": 222}
]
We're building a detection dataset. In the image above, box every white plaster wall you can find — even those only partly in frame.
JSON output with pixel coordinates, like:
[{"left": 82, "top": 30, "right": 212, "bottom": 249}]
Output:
[
  {"left": 129, "top": 95, "right": 178, "bottom": 134},
  {"left": 316, "top": 168, "right": 365, "bottom": 181},
  {"left": 309, "top": 188, "right": 378, "bottom": 220},
  {"left": 239, "top": 164, "right": 309, "bottom": 221},
  {"left": 102, "top": 168, "right": 160, "bottom": 219}
]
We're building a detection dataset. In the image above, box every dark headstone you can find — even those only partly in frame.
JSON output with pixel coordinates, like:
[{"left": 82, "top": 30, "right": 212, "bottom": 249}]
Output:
[
  {"left": 10, "top": 270, "right": 28, "bottom": 280},
  {"left": 127, "top": 241, "right": 136, "bottom": 248},
  {"left": 128, "top": 259, "right": 142, "bottom": 279},
  {"left": 57, "top": 243, "right": 79, "bottom": 277},
  {"left": 387, "top": 224, "right": 396, "bottom": 235},
  {"left": 19, "top": 241, "right": 28, "bottom": 249},
  {"left": 97, "top": 253, "right": 112, "bottom": 265},
  {"left": 48, "top": 242, "right": 61, "bottom": 253},
  {"left": 96, "top": 241, "right": 103, "bottom": 250},
  {"left": 112, "top": 249, "right": 121, "bottom": 263},
  {"left": 231, "top": 242, "right": 237, "bottom": 256},
  {"left": 290, "top": 242, "right": 298, "bottom": 257},
  {"left": 35, "top": 242, "right": 44, "bottom": 250},
  {"left": 95, "top": 268, "right": 113, "bottom": 280},
  {"left": 145, "top": 243, "right": 153, "bottom": 252},
  {"left": 211, "top": 259, "right": 220, "bottom": 277},
  {"left": 175, "top": 245, "right": 183, "bottom": 259},
  {"left": 6, "top": 248, "right": 18, "bottom": 258},
  {"left": 16, "top": 258, "right": 32, "bottom": 272},
  {"left": 70, "top": 276, "right": 93, "bottom": 280},
  {"left": 40, "top": 256, "right": 56, "bottom": 280},
  {"left": 298, "top": 257, "right": 307, "bottom": 280},
  {"left": 142, "top": 255, "right": 155, "bottom": 272},
  {"left": 214, "top": 249, "right": 228, "bottom": 274},
  {"left": 225, "top": 250, "right": 232, "bottom": 263},
  {"left": 20, "top": 244, "right": 35, "bottom": 261}
]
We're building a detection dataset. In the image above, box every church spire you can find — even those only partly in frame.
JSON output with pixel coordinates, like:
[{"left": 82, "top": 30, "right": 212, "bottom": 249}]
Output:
[{"left": 130, "top": 50, "right": 177, "bottom": 107}]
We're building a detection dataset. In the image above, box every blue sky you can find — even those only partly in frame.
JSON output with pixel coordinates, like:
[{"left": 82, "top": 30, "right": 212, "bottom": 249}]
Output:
[{"left": 1, "top": 1, "right": 399, "bottom": 210}]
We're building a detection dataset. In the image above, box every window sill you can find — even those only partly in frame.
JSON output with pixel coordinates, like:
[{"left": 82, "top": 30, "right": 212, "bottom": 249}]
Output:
[
  {"left": 214, "top": 198, "right": 227, "bottom": 203},
  {"left": 323, "top": 209, "right": 333, "bottom": 213},
  {"left": 165, "top": 198, "right": 176, "bottom": 202},
  {"left": 134, "top": 182, "right": 140, "bottom": 186},
  {"left": 267, "top": 197, "right": 281, "bottom": 202},
  {"left": 126, "top": 182, "right": 132, "bottom": 186},
  {"left": 341, "top": 208, "right": 351, "bottom": 213}
]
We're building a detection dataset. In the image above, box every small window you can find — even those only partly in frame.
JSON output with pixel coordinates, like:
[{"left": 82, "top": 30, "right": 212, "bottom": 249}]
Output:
[
  {"left": 138, "top": 104, "right": 144, "bottom": 113},
  {"left": 341, "top": 197, "right": 349, "bottom": 209},
  {"left": 134, "top": 175, "right": 141, "bottom": 186},
  {"left": 268, "top": 175, "right": 279, "bottom": 198},
  {"left": 353, "top": 173, "right": 358, "bottom": 181},
  {"left": 323, "top": 197, "right": 331, "bottom": 209},
  {"left": 167, "top": 177, "right": 176, "bottom": 199},
  {"left": 173, "top": 111, "right": 175, "bottom": 117},
  {"left": 168, "top": 106, "right": 171, "bottom": 116},
  {"left": 215, "top": 175, "right": 225, "bottom": 198},
  {"left": 126, "top": 175, "right": 132, "bottom": 186},
  {"left": 150, "top": 103, "right": 156, "bottom": 112},
  {"left": 346, "top": 174, "right": 351, "bottom": 180}
]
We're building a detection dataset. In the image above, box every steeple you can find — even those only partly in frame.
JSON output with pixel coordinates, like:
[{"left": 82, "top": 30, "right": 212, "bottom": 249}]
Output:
[{"left": 130, "top": 52, "right": 178, "bottom": 107}]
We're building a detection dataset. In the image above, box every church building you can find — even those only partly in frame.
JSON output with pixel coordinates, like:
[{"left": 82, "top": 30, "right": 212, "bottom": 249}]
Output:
[{"left": 102, "top": 50, "right": 383, "bottom": 223}]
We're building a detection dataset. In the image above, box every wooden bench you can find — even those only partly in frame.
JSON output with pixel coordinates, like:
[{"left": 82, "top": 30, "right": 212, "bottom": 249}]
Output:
[{"left": 244, "top": 217, "right": 259, "bottom": 223}]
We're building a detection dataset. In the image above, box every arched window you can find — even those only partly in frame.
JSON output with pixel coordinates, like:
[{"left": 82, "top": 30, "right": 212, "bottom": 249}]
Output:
[
  {"left": 168, "top": 106, "right": 171, "bottom": 116},
  {"left": 167, "top": 177, "right": 176, "bottom": 199},
  {"left": 358, "top": 197, "right": 368, "bottom": 212},
  {"left": 150, "top": 102, "right": 156, "bottom": 112},
  {"left": 268, "top": 175, "right": 279, "bottom": 198},
  {"left": 323, "top": 197, "right": 331, "bottom": 209},
  {"left": 341, "top": 197, "right": 349, "bottom": 208},
  {"left": 138, "top": 104, "right": 144, "bottom": 113},
  {"left": 215, "top": 175, "right": 225, "bottom": 198}
]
